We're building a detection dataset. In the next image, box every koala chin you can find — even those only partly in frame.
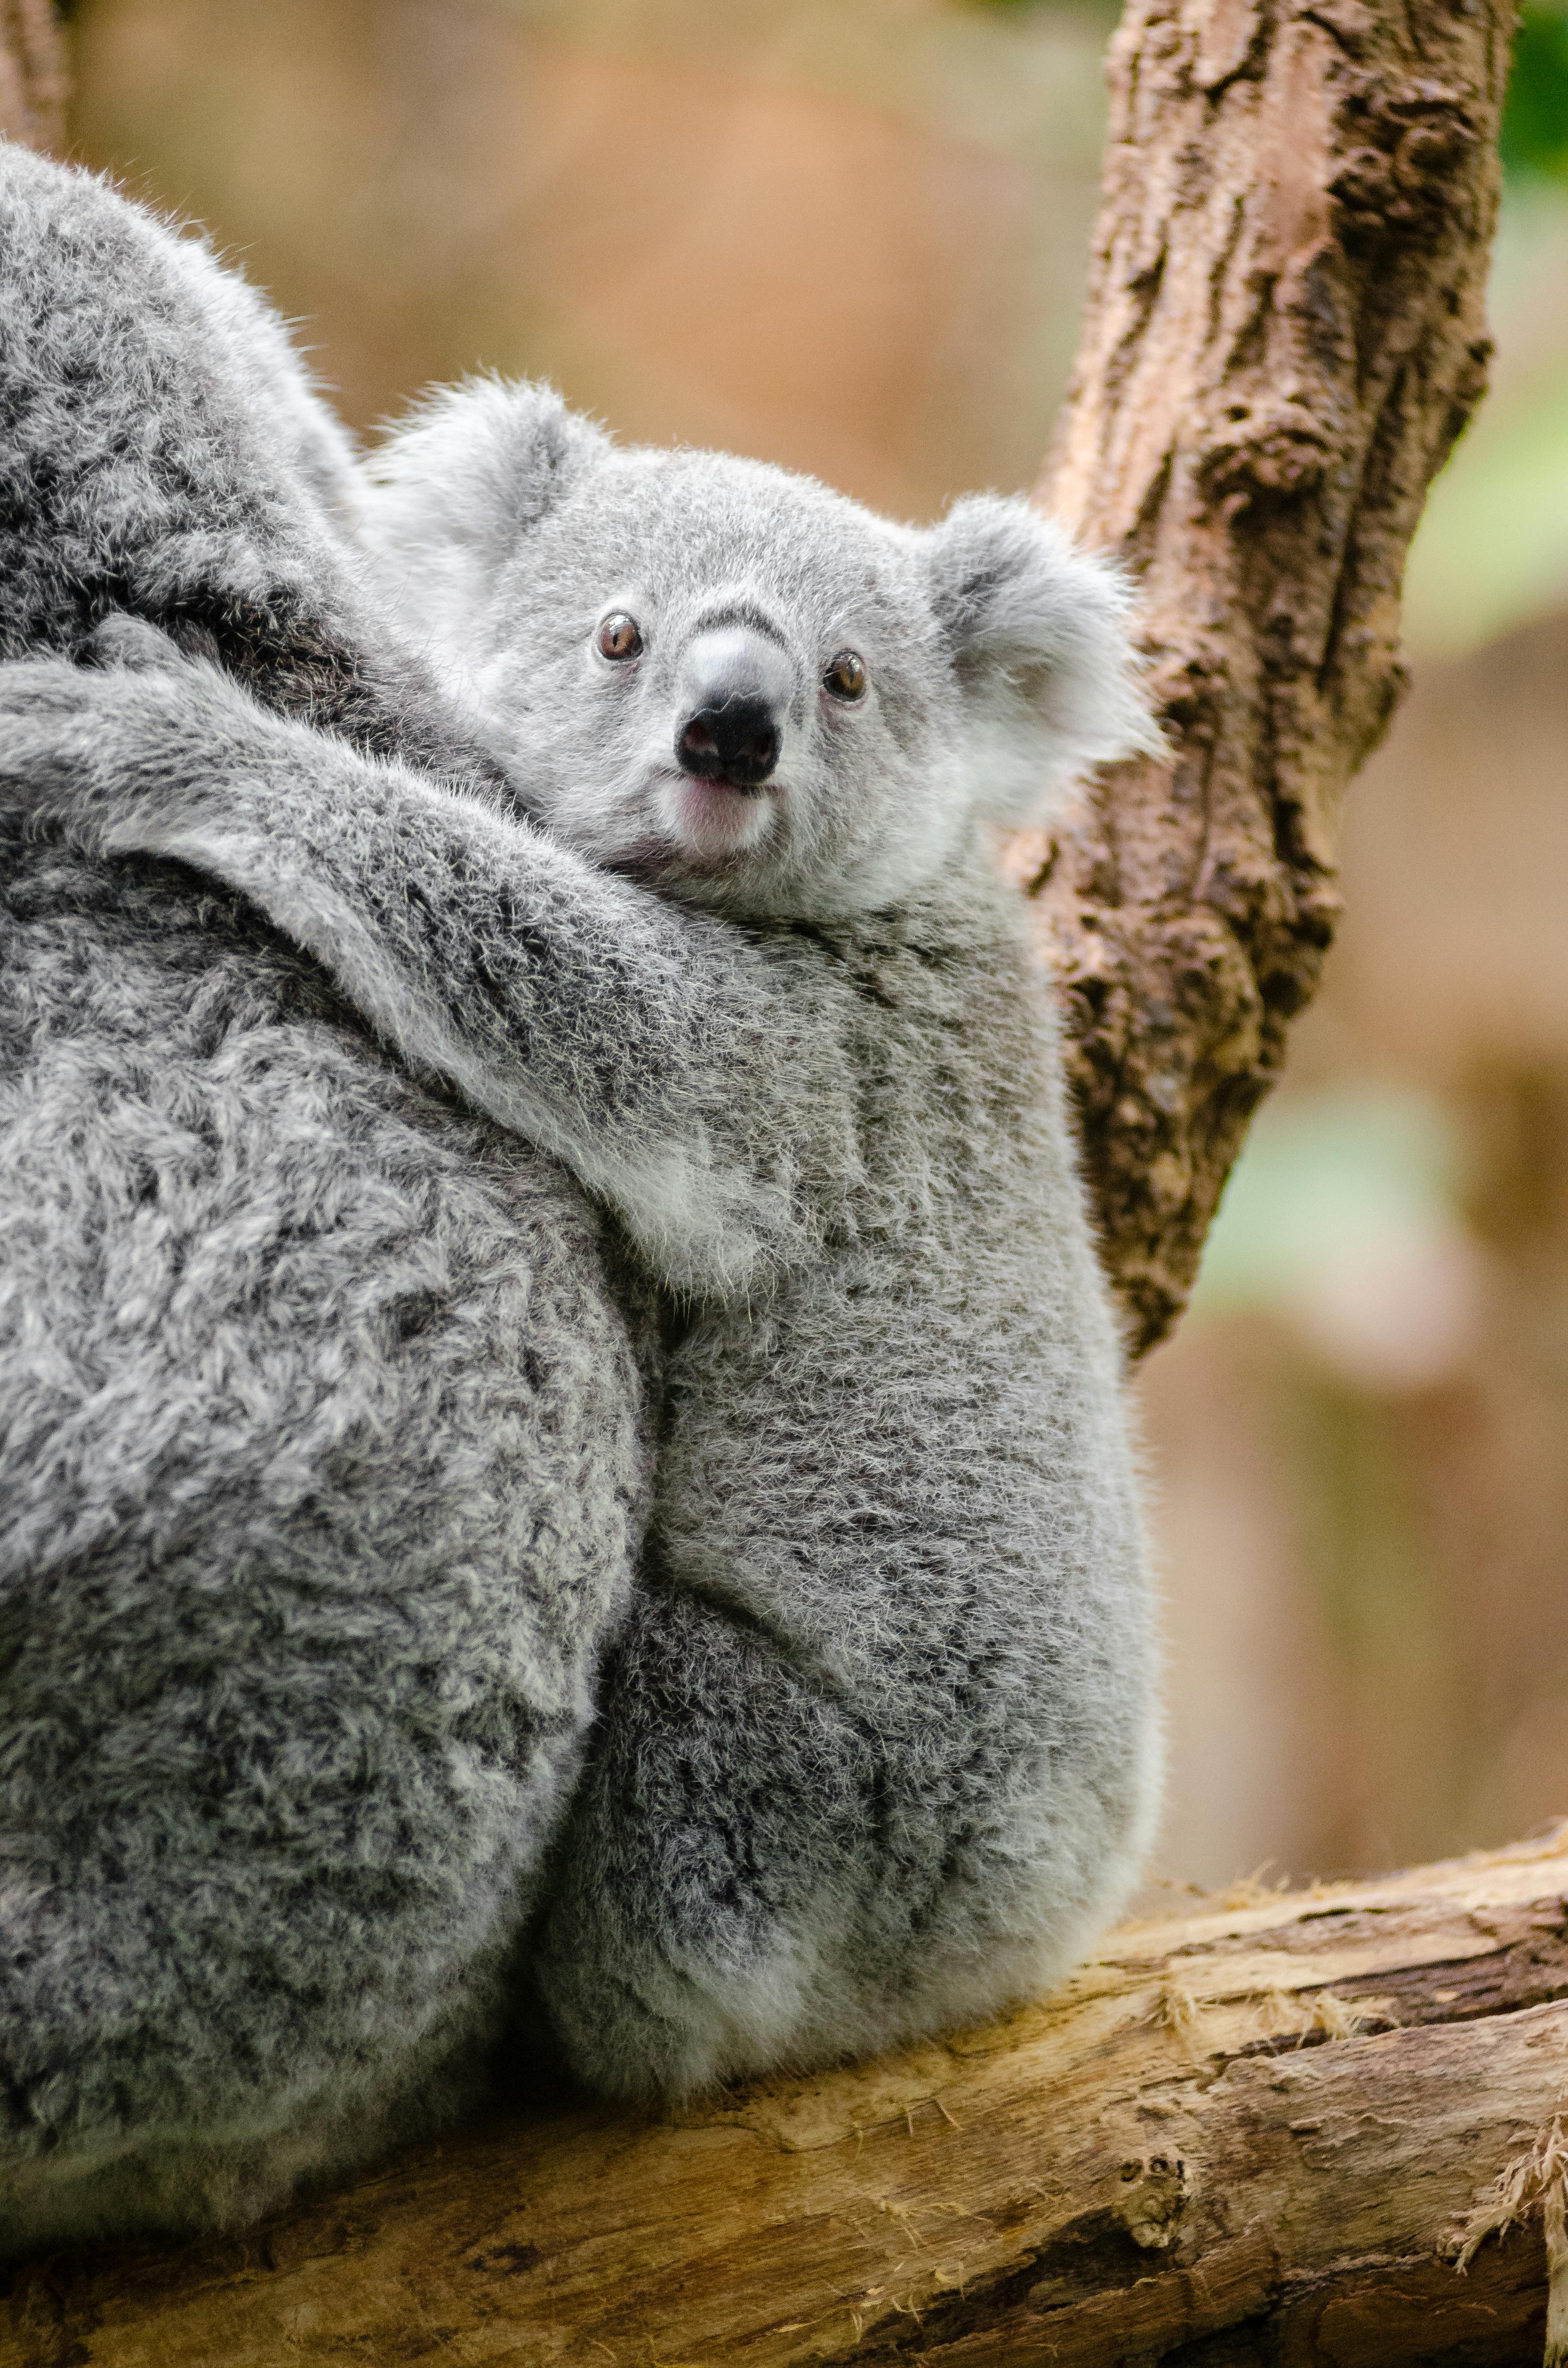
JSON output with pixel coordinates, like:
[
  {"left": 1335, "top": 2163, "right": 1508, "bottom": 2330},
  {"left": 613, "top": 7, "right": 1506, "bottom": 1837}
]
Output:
[{"left": 0, "top": 139, "right": 1163, "bottom": 2234}]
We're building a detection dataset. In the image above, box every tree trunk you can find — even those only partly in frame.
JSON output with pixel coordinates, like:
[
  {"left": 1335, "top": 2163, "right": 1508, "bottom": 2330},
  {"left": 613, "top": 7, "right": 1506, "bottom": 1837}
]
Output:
[
  {"left": 1019, "top": 0, "right": 1509, "bottom": 1351},
  {"left": 6, "top": 1833, "right": 1566, "bottom": 2366},
  {"left": 0, "top": 0, "right": 65, "bottom": 154}
]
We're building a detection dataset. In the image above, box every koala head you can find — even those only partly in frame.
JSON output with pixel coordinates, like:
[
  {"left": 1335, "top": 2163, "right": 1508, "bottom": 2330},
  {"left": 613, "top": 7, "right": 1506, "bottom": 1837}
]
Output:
[{"left": 360, "top": 381, "right": 1156, "bottom": 920}]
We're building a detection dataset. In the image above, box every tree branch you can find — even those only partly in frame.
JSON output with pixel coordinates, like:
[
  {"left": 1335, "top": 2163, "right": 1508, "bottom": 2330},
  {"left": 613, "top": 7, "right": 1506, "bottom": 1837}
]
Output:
[
  {"left": 1021, "top": 0, "right": 1511, "bottom": 1351},
  {"left": 7, "top": 1833, "right": 1565, "bottom": 2364}
]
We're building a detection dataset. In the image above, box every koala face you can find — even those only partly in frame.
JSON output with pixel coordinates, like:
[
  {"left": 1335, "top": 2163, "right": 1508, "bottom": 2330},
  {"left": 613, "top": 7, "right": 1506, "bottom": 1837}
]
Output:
[{"left": 362, "top": 383, "right": 1156, "bottom": 920}]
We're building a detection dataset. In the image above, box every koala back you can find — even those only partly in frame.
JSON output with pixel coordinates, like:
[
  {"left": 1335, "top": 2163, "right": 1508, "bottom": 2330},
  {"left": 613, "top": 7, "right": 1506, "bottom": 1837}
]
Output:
[
  {"left": 0, "top": 804, "right": 657, "bottom": 2244},
  {"left": 0, "top": 146, "right": 661, "bottom": 2247}
]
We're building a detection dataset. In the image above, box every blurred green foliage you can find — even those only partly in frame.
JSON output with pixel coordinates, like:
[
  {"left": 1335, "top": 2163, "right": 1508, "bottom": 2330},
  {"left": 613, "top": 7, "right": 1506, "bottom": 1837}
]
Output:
[
  {"left": 1504, "top": 0, "right": 1568, "bottom": 178},
  {"left": 1191, "top": 1089, "right": 1467, "bottom": 1316}
]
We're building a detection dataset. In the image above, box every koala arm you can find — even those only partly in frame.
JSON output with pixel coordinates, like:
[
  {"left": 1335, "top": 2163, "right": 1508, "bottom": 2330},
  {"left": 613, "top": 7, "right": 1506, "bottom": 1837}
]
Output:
[{"left": 0, "top": 649, "right": 854, "bottom": 1295}]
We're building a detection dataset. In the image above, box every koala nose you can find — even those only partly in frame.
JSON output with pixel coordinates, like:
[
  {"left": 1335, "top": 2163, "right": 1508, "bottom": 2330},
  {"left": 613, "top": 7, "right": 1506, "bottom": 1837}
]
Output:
[
  {"left": 674, "top": 625, "right": 793, "bottom": 791},
  {"left": 676, "top": 696, "right": 781, "bottom": 790}
]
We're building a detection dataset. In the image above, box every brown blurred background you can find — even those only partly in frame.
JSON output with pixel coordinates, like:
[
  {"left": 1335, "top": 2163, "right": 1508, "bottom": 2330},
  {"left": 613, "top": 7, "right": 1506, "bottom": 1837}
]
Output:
[{"left": 61, "top": 0, "right": 1568, "bottom": 1891}]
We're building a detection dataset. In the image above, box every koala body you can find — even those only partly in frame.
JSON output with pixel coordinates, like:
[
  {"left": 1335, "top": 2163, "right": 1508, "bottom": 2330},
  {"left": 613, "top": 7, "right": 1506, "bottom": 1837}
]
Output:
[
  {"left": 9, "top": 368, "right": 1164, "bottom": 2103},
  {"left": 0, "top": 143, "right": 665, "bottom": 2247},
  {"left": 355, "top": 391, "right": 1164, "bottom": 2091}
]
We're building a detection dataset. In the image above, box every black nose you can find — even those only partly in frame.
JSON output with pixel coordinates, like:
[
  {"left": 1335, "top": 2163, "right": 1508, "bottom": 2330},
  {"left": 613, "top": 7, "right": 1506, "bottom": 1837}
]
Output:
[{"left": 676, "top": 696, "right": 781, "bottom": 790}]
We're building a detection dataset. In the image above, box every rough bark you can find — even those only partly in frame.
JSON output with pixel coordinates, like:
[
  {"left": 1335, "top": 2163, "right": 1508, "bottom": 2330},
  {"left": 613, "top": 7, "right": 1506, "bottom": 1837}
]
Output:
[
  {"left": 0, "top": 0, "right": 65, "bottom": 153},
  {"left": 1019, "top": 0, "right": 1510, "bottom": 1352},
  {"left": 6, "top": 1833, "right": 1566, "bottom": 2366}
]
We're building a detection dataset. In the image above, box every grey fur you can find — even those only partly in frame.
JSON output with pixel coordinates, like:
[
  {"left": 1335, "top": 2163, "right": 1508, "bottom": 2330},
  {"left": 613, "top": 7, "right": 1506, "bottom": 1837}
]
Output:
[
  {"left": 2, "top": 345, "right": 1164, "bottom": 2114},
  {"left": 361, "top": 390, "right": 1165, "bottom": 2091},
  {"left": 0, "top": 144, "right": 665, "bottom": 2247}
]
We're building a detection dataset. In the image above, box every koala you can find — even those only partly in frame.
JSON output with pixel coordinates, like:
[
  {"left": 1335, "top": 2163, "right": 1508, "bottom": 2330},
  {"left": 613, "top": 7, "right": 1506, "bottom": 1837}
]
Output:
[
  {"left": 4, "top": 364, "right": 1164, "bottom": 2108},
  {"left": 364, "top": 386, "right": 1166, "bottom": 2091},
  {"left": 0, "top": 141, "right": 688, "bottom": 2248}
]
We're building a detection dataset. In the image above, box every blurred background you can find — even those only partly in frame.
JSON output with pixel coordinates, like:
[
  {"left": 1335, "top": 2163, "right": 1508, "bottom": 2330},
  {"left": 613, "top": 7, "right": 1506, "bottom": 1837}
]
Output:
[{"left": 59, "top": 0, "right": 1568, "bottom": 1891}]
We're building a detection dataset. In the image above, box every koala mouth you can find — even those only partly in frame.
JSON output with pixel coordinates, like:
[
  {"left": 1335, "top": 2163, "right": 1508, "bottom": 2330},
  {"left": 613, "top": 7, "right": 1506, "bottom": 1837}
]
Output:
[{"left": 655, "top": 765, "right": 779, "bottom": 864}]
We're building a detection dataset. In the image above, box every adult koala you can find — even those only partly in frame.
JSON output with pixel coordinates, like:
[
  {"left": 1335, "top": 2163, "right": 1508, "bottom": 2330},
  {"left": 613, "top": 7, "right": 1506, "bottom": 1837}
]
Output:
[
  {"left": 0, "top": 142, "right": 692, "bottom": 2248},
  {"left": 1, "top": 358, "right": 1163, "bottom": 2140}
]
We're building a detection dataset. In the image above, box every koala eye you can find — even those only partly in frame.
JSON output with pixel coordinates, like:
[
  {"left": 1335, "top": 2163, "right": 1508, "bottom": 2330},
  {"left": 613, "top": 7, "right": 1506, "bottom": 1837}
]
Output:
[
  {"left": 597, "top": 612, "right": 644, "bottom": 662},
  {"left": 822, "top": 650, "right": 868, "bottom": 703}
]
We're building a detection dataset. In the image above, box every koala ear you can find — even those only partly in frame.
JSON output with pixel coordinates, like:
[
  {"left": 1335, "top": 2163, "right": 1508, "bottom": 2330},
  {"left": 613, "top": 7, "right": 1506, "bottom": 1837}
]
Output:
[
  {"left": 923, "top": 494, "right": 1161, "bottom": 826},
  {"left": 359, "top": 378, "right": 609, "bottom": 657}
]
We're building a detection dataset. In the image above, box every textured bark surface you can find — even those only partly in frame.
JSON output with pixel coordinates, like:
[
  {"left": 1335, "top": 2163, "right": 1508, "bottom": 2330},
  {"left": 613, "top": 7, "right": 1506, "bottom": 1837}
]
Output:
[
  {"left": 6, "top": 1834, "right": 1566, "bottom": 2366},
  {"left": 0, "top": 0, "right": 65, "bottom": 153},
  {"left": 1020, "top": 0, "right": 1511, "bottom": 1351}
]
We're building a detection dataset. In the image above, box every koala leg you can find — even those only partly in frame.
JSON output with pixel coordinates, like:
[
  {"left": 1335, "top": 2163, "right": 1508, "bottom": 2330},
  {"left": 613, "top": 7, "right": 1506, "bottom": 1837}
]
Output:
[
  {"left": 533, "top": 1265, "right": 1161, "bottom": 2099},
  {"left": 527, "top": 1580, "right": 883, "bottom": 2097}
]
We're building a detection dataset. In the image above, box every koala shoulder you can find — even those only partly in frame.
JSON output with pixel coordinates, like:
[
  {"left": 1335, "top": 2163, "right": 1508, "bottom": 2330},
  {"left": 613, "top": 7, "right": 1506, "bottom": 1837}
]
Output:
[{"left": 0, "top": 144, "right": 363, "bottom": 652}]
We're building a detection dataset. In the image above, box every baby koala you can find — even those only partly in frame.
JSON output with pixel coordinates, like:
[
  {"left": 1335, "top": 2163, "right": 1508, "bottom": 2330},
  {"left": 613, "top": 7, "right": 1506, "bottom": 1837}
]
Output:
[
  {"left": 367, "top": 386, "right": 1165, "bottom": 2092},
  {"left": 7, "top": 384, "right": 1163, "bottom": 2099}
]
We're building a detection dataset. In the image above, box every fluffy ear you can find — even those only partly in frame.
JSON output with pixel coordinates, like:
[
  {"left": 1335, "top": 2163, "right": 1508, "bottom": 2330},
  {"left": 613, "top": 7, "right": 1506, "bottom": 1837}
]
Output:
[
  {"left": 923, "top": 494, "right": 1161, "bottom": 825},
  {"left": 358, "top": 378, "right": 609, "bottom": 655}
]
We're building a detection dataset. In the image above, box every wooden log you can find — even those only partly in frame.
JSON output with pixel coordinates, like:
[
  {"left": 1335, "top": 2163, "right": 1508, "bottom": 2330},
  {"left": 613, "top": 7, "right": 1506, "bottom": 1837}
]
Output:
[
  {"left": 6, "top": 1832, "right": 1567, "bottom": 2365},
  {"left": 1019, "top": 0, "right": 1512, "bottom": 1351}
]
